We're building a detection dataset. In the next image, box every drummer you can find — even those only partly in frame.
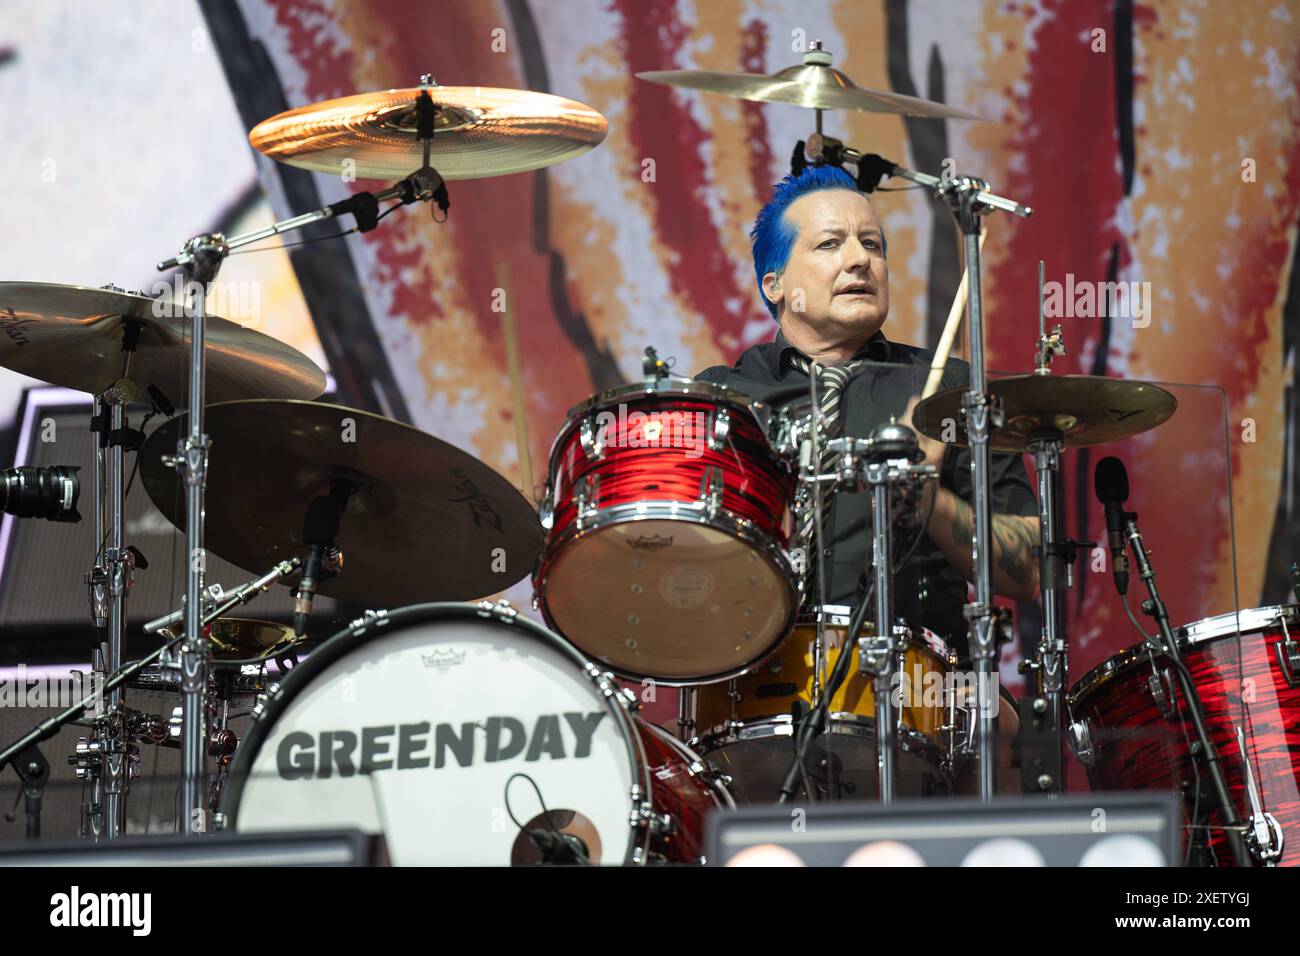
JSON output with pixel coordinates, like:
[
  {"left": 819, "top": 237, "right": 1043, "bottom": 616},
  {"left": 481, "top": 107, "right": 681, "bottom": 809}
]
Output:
[{"left": 696, "top": 165, "right": 1040, "bottom": 662}]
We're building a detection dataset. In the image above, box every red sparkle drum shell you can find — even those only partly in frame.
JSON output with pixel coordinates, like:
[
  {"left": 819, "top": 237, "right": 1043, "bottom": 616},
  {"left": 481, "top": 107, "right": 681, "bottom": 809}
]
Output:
[
  {"left": 638, "top": 720, "right": 734, "bottom": 863},
  {"left": 1068, "top": 605, "right": 1300, "bottom": 866},
  {"left": 534, "top": 380, "right": 798, "bottom": 684}
]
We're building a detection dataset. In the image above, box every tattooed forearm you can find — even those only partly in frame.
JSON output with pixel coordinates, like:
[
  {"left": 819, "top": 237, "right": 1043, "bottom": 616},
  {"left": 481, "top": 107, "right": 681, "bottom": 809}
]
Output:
[
  {"left": 992, "top": 514, "right": 1038, "bottom": 588},
  {"left": 951, "top": 498, "right": 973, "bottom": 549},
  {"left": 935, "top": 492, "right": 1040, "bottom": 600}
]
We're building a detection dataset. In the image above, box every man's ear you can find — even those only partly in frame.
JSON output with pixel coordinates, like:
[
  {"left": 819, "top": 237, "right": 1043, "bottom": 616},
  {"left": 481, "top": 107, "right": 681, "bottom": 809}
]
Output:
[{"left": 762, "top": 272, "right": 784, "bottom": 309}]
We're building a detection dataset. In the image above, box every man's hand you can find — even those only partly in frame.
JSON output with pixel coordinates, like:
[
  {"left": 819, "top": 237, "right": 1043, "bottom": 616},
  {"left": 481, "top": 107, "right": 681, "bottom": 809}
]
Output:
[
  {"left": 901, "top": 393, "right": 1041, "bottom": 602},
  {"left": 902, "top": 394, "right": 945, "bottom": 473}
]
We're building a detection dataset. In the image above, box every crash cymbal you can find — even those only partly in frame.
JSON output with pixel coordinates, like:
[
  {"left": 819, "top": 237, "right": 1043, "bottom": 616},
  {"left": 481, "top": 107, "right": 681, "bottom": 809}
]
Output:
[
  {"left": 637, "top": 44, "right": 984, "bottom": 120},
  {"left": 249, "top": 83, "right": 608, "bottom": 180},
  {"left": 912, "top": 375, "right": 1178, "bottom": 452},
  {"left": 140, "top": 400, "right": 543, "bottom": 606},
  {"left": 0, "top": 282, "right": 326, "bottom": 402}
]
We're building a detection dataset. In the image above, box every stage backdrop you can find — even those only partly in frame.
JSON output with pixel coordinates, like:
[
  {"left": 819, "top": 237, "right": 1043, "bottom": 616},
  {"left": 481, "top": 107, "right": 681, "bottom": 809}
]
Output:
[{"left": 201, "top": 0, "right": 1300, "bottom": 697}]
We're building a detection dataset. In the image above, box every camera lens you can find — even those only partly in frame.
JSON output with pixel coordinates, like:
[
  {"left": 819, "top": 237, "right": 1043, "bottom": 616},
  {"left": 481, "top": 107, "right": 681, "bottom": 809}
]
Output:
[{"left": 0, "top": 465, "right": 82, "bottom": 523}]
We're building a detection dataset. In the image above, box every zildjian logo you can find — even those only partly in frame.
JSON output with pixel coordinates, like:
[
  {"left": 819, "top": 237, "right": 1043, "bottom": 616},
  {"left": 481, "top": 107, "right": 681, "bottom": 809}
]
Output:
[
  {"left": 0, "top": 308, "right": 35, "bottom": 346},
  {"left": 450, "top": 468, "right": 503, "bottom": 533}
]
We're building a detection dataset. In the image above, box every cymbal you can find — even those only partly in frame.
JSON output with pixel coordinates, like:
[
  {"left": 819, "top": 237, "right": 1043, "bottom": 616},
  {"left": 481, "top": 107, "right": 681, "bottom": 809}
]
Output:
[
  {"left": 207, "top": 618, "right": 297, "bottom": 660},
  {"left": 636, "top": 45, "right": 983, "bottom": 120},
  {"left": 0, "top": 282, "right": 326, "bottom": 402},
  {"left": 911, "top": 375, "right": 1178, "bottom": 452},
  {"left": 249, "top": 84, "right": 608, "bottom": 180},
  {"left": 140, "top": 400, "right": 544, "bottom": 606}
]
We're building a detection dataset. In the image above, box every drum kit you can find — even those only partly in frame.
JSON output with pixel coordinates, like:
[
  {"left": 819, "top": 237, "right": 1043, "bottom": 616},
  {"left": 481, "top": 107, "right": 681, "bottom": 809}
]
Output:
[{"left": 0, "top": 43, "right": 1295, "bottom": 866}]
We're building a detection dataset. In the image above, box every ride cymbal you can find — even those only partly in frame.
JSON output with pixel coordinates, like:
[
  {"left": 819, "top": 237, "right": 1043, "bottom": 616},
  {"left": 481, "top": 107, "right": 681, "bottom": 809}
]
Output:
[
  {"left": 912, "top": 375, "right": 1178, "bottom": 452},
  {"left": 637, "top": 44, "right": 984, "bottom": 120}
]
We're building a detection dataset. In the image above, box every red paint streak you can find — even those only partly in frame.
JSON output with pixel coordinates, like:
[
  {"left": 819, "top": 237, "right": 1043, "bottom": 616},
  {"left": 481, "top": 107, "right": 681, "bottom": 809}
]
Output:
[
  {"left": 739, "top": 19, "right": 776, "bottom": 223},
  {"left": 613, "top": 0, "right": 767, "bottom": 357}
]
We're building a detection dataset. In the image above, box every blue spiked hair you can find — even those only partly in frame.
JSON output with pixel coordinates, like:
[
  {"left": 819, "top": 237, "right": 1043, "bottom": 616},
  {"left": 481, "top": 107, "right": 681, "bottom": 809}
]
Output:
[{"left": 749, "top": 166, "right": 885, "bottom": 320}]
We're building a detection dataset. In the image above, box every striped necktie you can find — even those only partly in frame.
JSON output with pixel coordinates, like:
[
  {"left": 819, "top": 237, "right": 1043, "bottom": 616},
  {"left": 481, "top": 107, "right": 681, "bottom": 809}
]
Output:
[{"left": 785, "top": 352, "right": 867, "bottom": 546}]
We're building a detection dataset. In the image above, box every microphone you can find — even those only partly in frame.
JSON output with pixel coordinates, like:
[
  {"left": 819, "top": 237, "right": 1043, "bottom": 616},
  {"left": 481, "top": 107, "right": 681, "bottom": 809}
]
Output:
[
  {"left": 527, "top": 828, "right": 588, "bottom": 864},
  {"left": 294, "top": 495, "right": 341, "bottom": 636},
  {"left": 1094, "top": 456, "right": 1130, "bottom": 595}
]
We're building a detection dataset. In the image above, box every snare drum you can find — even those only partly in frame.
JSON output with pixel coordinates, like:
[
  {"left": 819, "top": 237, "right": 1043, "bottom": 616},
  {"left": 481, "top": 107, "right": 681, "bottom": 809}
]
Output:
[
  {"left": 223, "top": 602, "right": 730, "bottom": 865},
  {"left": 534, "top": 378, "right": 798, "bottom": 683},
  {"left": 1068, "top": 604, "right": 1300, "bottom": 866},
  {"left": 690, "top": 605, "right": 954, "bottom": 802}
]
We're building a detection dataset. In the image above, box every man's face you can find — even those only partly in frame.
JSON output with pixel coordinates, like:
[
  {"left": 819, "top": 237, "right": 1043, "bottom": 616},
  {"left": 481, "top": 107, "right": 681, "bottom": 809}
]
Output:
[{"left": 763, "top": 189, "right": 889, "bottom": 341}]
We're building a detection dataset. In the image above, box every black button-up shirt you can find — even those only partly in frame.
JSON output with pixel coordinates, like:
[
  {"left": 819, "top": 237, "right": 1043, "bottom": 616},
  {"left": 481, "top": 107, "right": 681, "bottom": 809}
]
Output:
[{"left": 696, "top": 330, "right": 1037, "bottom": 656}]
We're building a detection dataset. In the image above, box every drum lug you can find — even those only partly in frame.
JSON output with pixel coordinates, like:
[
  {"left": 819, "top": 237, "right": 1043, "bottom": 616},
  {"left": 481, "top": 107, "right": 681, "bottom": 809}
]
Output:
[
  {"left": 1273, "top": 616, "right": 1300, "bottom": 687},
  {"left": 348, "top": 608, "right": 390, "bottom": 633},
  {"left": 538, "top": 488, "right": 554, "bottom": 531},
  {"left": 476, "top": 599, "right": 517, "bottom": 623},
  {"left": 576, "top": 474, "right": 601, "bottom": 529},
  {"left": 633, "top": 801, "right": 675, "bottom": 837},
  {"left": 699, "top": 466, "right": 724, "bottom": 519},
  {"left": 1067, "top": 718, "right": 1096, "bottom": 767},
  {"left": 579, "top": 414, "right": 606, "bottom": 460},
  {"left": 707, "top": 408, "right": 730, "bottom": 451}
]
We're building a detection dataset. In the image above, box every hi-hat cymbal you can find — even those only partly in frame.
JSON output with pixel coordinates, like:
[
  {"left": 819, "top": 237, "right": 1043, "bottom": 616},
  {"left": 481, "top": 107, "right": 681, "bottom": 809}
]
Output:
[
  {"left": 637, "top": 45, "right": 984, "bottom": 120},
  {"left": 140, "top": 400, "right": 543, "bottom": 607},
  {"left": 912, "top": 375, "right": 1178, "bottom": 452},
  {"left": 0, "top": 282, "right": 326, "bottom": 402},
  {"left": 207, "top": 618, "right": 297, "bottom": 660},
  {"left": 249, "top": 84, "right": 608, "bottom": 180}
]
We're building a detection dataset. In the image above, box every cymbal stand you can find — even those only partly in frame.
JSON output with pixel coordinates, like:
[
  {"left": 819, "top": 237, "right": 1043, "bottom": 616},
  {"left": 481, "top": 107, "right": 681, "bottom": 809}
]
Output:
[
  {"left": 830, "top": 424, "right": 935, "bottom": 802},
  {"left": 79, "top": 316, "right": 146, "bottom": 840},
  {"left": 860, "top": 153, "right": 1030, "bottom": 800},
  {"left": 156, "top": 84, "right": 446, "bottom": 831},
  {"left": 1016, "top": 295, "right": 1091, "bottom": 794}
]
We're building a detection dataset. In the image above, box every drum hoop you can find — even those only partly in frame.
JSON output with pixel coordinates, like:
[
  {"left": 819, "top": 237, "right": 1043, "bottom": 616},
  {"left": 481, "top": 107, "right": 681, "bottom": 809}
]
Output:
[
  {"left": 792, "top": 605, "right": 953, "bottom": 661},
  {"left": 692, "top": 714, "right": 945, "bottom": 766},
  {"left": 220, "top": 601, "right": 653, "bottom": 864},
  {"left": 533, "top": 509, "right": 799, "bottom": 685},
  {"left": 542, "top": 380, "right": 775, "bottom": 484},
  {"left": 1067, "top": 604, "right": 1300, "bottom": 706},
  {"left": 564, "top": 377, "right": 758, "bottom": 419}
]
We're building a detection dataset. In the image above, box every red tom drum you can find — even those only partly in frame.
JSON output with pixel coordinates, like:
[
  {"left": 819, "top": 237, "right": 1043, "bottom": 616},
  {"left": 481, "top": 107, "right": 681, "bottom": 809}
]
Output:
[
  {"left": 1069, "top": 605, "right": 1300, "bottom": 866},
  {"left": 534, "top": 379, "right": 797, "bottom": 684}
]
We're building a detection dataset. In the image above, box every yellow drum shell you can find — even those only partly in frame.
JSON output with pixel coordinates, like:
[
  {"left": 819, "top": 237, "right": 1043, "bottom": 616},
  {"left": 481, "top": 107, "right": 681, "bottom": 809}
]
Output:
[{"left": 693, "top": 616, "right": 952, "bottom": 741}]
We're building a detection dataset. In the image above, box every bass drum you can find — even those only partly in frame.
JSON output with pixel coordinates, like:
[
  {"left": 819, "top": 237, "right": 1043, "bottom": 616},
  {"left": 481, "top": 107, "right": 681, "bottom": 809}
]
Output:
[{"left": 223, "top": 603, "right": 728, "bottom": 865}]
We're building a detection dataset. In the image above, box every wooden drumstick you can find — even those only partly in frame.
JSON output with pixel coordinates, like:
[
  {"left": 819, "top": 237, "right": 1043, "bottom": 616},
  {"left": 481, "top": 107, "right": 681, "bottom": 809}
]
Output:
[
  {"left": 495, "top": 261, "right": 536, "bottom": 504},
  {"left": 922, "top": 227, "right": 987, "bottom": 400}
]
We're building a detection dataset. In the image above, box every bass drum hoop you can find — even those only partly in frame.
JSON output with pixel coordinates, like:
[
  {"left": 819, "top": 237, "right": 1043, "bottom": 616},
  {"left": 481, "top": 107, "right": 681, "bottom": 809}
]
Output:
[{"left": 221, "top": 602, "right": 654, "bottom": 865}]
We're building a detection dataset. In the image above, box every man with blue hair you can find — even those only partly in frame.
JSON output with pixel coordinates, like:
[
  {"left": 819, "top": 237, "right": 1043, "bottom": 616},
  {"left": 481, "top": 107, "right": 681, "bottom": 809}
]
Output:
[{"left": 697, "top": 166, "right": 1040, "bottom": 662}]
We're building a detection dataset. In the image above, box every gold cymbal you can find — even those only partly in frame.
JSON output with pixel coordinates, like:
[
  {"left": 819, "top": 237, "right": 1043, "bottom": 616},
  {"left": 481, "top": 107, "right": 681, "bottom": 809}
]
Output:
[
  {"left": 140, "top": 400, "right": 544, "bottom": 606},
  {"left": 249, "top": 84, "right": 609, "bottom": 180},
  {"left": 0, "top": 282, "right": 325, "bottom": 402},
  {"left": 912, "top": 375, "right": 1178, "bottom": 452},
  {"left": 207, "top": 618, "right": 297, "bottom": 660},
  {"left": 637, "top": 45, "right": 983, "bottom": 120}
]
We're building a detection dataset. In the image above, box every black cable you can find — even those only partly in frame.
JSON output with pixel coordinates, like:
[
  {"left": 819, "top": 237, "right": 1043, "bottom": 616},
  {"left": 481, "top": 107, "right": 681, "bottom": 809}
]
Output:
[
  {"left": 779, "top": 581, "right": 875, "bottom": 803},
  {"left": 503, "top": 772, "right": 589, "bottom": 865}
]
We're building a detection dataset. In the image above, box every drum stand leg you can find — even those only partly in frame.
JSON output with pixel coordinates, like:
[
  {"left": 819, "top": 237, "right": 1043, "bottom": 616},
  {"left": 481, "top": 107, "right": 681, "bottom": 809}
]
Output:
[
  {"left": 1025, "top": 432, "right": 1066, "bottom": 795},
  {"left": 79, "top": 382, "right": 141, "bottom": 840}
]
